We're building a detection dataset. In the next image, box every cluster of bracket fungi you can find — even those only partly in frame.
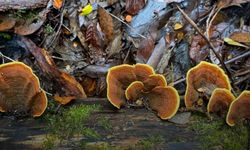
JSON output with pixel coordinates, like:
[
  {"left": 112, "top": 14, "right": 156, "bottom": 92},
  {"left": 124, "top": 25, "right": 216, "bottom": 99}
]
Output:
[
  {"left": 107, "top": 62, "right": 250, "bottom": 126},
  {"left": 0, "top": 61, "right": 249, "bottom": 126}
]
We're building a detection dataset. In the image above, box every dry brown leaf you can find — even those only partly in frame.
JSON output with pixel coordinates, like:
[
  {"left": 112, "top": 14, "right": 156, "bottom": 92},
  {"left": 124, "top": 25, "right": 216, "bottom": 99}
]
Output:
[
  {"left": 14, "top": 9, "right": 49, "bottom": 35},
  {"left": 230, "top": 32, "right": 250, "bottom": 43},
  {"left": 98, "top": 7, "right": 114, "bottom": 42},
  {"left": 86, "top": 22, "right": 102, "bottom": 48},
  {"left": 107, "top": 33, "right": 122, "bottom": 57},
  {"left": 189, "top": 35, "right": 209, "bottom": 63},
  {"left": 53, "top": 0, "right": 63, "bottom": 9},
  {"left": 20, "top": 37, "right": 87, "bottom": 105},
  {"left": 125, "top": 0, "right": 145, "bottom": 15},
  {"left": 137, "top": 35, "right": 155, "bottom": 62},
  {"left": 0, "top": 15, "right": 16, "bottom": 31},
  {"left": 218, "top": 0, "right": 250, "bottom": 8}
]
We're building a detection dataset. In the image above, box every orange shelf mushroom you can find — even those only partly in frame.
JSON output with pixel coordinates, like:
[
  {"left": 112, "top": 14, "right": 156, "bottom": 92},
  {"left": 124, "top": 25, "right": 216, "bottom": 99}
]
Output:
[
  {"left": 107, "top": 63, "right": 179, "bottom": 119},
  {"left": 106, "top": 64, "right": 154, "bottom": 108},
  {"left": 207, "top": 88, "right": 235, "bottom": 114},
  {"left": 185, "top": 61, "right": 231, "bottom": 109},
  {"left": 0, "top": 62, "right": 47, "bottom": 117},
  {"left": 226, "top": 91, "right": 250, "bottom": 126},
  {"left": 125, "top": 81, "right": 145, "bottom": 101},
  {"left": 147, "top": 86, "right": 180, "bottom": 119}
]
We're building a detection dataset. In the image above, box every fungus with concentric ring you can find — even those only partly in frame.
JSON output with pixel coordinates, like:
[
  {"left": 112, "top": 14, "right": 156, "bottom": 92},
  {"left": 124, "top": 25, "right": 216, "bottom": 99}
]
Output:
[
  {"left": 226, "top": 91, "right": 250, "bottom": 126},
  {"left": 0, "top": 62, "right": 47, "bottom": 117},
  {"left": 207, "top": 88, "right": 235, "bottom": 114},
  {"left": 185, "top": 61, "right": 231, "bottom": 109}
]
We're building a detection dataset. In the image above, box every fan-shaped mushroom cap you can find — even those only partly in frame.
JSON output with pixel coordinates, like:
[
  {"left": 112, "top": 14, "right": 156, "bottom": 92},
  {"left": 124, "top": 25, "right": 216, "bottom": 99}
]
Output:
[
  {"left": 125, "top": 81, "right": 144, "bottom": 101},
  {"left": 147, "top": 86, "right": 180, "bottom": 119},
  {"left": 134, "top": 63, "right": 155, "bottom": 81},
  {"left": 143, "top": 74, "right": 167, "bottom": 91},
  {"left": 226, "top": 91, "right": 250, "bottom": 126},
  {"left": 0, "top": 62, "right": 47, "bottom": 117},
  {"left": 207, "top": 88, "right": 235, "bottom": 114},
  {"left": 185, "top": 61, "right": 231, "bottom": 109},
  {"left": 107, "top": 64, "right": 137, "bottom": 108}
]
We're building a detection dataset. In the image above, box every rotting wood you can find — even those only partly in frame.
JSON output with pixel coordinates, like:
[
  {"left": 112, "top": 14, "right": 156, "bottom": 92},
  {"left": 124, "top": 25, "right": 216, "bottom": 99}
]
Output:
[{"left": 0, "top": 0, "right": 49, "bottom": 11}]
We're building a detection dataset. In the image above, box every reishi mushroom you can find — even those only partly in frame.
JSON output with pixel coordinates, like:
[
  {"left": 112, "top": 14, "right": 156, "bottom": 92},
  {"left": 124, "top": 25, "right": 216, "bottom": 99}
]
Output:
[
  {"left": 0, "top": 62, "right": 47, "bottom": 117},
  {"left": 207, "top": 88, "right": 235, "bottom": 114},
  {"left": 185, "top": 61, "right": 231, "bottom": 109},
  {"left": 107, "top": 63, "right": 180, "bottom": 119},
  {"left": 226, "top": 91, "right": 250, "bottom": 126}
]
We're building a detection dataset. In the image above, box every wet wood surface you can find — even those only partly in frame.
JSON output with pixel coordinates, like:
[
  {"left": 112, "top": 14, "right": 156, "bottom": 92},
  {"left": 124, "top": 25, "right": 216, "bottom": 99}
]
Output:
[{"left": 0, "top": 99, "right": 197, "bottom": 150}]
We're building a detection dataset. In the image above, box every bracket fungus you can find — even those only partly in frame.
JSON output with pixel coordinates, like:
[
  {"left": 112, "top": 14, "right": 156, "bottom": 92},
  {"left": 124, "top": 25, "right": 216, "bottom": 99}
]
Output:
[
  {"left": 0, "top": 62, "right": 47, "bottom": 117},
  {"left": 207, "top": 88, "right": 235, "bottom": 114},
  {"left": 107, "top": 63, "right": 180, "bottom": 119},
  {"left": 185, "top": 61, "right": 231, "bottom": 109},
  {"left": 226, "top": 91, "right": 250, "bottom": 126}
]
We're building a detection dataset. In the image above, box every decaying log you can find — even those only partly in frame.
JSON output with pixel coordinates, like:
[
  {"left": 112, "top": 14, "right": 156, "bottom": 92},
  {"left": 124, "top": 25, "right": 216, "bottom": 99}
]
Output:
[{"left": 0, "top": 0, "right": 49, "bottom": 11}]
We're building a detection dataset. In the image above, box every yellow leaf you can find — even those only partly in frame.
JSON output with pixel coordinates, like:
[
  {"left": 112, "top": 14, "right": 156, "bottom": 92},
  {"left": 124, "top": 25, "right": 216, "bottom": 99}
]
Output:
[
  {"left": 224, "top": 37, "right": 249, "bottom": 48},
  {"left": 53, "top": 0, "right": 63, "bottom": 10},
  {"left": 174, "top": 22, "right": 183, "bottom": 30},
  {"left": 80, "top": 4, "right": 93, "bottom": 16}
]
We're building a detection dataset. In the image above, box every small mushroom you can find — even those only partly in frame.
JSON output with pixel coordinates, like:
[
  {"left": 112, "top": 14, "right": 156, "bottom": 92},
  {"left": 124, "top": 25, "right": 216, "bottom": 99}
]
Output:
[
  {"left": 134, "top": 63, "right": 155, "bottom": 81},
  {"left": 0, "top": 62, "right": 47, "bottom": 117},
  {"left": 125, "top": 81, "right": 144, "bottom": 101},
  {"left": 185, "top": 61, "right": 231, "bottom": 109},
  {"left": 147, "top": 86, "right": 180, "bottom": 119},
  {"left": 207, "top": 88, "right": 235, "bottom": 114},
  {"left": 226, "top": 91, "right": 250, "bottom": 126},
  {"left": 143, "top": 74, "right": 167, "bottom": 91}
]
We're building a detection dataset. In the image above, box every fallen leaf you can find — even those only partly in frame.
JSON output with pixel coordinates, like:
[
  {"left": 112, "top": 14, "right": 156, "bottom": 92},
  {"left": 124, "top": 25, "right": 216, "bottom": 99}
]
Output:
[
  {"left": 53, "top": 0, "right": 63, "bottom": 10},
  {"left": 189, "top": 35, "right": 209, "bottom": 63},
  {"left": 80, "top": 4, "right": 93, "bottom": 16},
  {"left": 14, "top": 9, "right": 49, "bottom": 35},
  {"left": 98, "top": 6, "right": 114, "bottom": 42},
  {"left": 125, "top": 0, "right": 145, "bottom": 15},
  {"left": 0, "top": 15, "right": 16, "bottom": 31},
  {"left": 230, "top": 32, "right": 250, "bottom": 43},
  {"left": 137, "top": 35, "right": 155, "bottom": 62},
  {"left": 174, "top": 22, "right": 183, "bottom": 30},
  {"left": 224, "top": 37, "right": 249, "bottom": 48},
  {"left": 218, "top": 0, "right": 250, "bottom": 8}
]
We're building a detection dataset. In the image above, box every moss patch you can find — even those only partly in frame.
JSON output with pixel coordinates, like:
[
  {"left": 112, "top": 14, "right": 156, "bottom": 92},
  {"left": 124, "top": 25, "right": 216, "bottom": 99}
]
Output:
[
  {"left": 42, "top": 104, "right": 100, "bottom": 149},
  {"left": 189, "top": 115, "right": 248, "bottom": 150}
]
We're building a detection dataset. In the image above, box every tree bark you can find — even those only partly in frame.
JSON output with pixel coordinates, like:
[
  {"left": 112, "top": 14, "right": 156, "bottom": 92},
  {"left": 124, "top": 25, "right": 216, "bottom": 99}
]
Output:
[{"left": 0, "top": 0, "right": 49, "bottom": 11}]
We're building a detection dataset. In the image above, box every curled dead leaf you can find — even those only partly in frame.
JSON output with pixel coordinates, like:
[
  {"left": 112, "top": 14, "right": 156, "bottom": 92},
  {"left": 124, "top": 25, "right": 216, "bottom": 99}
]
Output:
[
  {"left": 0, "top": 15, "right": 16, "bottom": 31},
  {"left": 98, "top": 6, "right": 114, "bottom": 42},
  {"left": 125, "top": 0, "right": 145, "bottom": 15}
]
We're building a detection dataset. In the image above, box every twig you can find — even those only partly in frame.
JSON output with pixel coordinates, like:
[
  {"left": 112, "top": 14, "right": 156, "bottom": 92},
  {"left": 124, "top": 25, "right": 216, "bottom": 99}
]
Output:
[
  {"left": 104, "top": 8, "right": 146, "bottom": 39},
  {"left": 48, "top": 0, "right": 65, "bottom": 48},
  {"left": 0, "top": 52, "right": 15, "bottom": 62},
  {"left": 173, "top": 51, "right": 250, "bottom": 86},
  {"left": 176, "top": 4, "right": 234, "bottom": 84}
]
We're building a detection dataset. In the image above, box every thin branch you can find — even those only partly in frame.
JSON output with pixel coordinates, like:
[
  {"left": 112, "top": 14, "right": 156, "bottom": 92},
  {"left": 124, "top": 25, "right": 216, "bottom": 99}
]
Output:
[
  {"left": 104, "top": 9, "right": 146, "bottom": 39},
  {"left": 176, "top": 4, "right": 233, "bottom": 81},
  {"left": 173, "top": 51, "right": 250, "bottom": 86}
]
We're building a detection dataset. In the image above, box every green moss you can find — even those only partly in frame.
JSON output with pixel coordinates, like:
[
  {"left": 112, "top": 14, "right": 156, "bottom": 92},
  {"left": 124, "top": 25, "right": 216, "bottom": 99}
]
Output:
[
  {"left": 42, "top": 104, "right": 100, "bottom": 148},
  {"left": 44, "top": 24, "right": 54, "bottom": 35},
  {"left": 97, "top": 116, "right": 112, "bottom": 130},
  {"left": 135, "top": 135, "right": 164, "bottom": 150},
  {"left": 0, "top": 33, "right": 11, "bottom": 40},
  {"left": 189, "top": 115, "right": 248, "bottom": 150}
]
